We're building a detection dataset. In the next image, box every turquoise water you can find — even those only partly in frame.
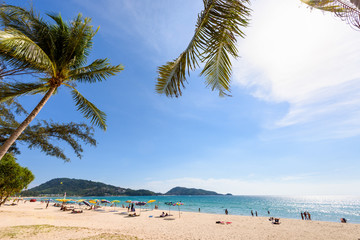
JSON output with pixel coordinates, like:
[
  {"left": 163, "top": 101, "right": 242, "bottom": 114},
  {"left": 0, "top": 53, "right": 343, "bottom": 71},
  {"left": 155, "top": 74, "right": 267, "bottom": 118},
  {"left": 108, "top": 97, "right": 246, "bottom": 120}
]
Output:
[{"left": 47, "top": 195, "right": 360, "bottom": 223}]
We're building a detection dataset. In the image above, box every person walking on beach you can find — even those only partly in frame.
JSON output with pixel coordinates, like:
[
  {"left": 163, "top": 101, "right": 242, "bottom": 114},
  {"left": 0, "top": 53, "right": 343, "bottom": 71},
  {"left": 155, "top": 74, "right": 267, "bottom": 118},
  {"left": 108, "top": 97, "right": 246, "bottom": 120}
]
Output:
[
  {"left": 308, "top": 212, "right": 311, "bottom": 220},
  {"left": 225, "top": 209, "right": 228, "bottom": 215},
  {"left": 255, "top": 211, "right": 258, "bottom": 217},
  {"left": 304, "top": 212, "right": 308, "bottom": 220},
  {"left": 301, "top": 212, "right": 304, "bottom": 220},
  {"left": 251, "top": 210, "right": 254, "bottom": 216},
  {"left": 199, "top": 208, "right": 200, "bottom": 212}
]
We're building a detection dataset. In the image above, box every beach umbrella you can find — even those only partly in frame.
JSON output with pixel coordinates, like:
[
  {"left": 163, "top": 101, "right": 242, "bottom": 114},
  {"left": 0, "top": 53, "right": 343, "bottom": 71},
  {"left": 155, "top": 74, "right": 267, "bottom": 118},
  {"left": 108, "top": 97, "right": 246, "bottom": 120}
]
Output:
[
  {"left": 111, "top": 200, "right": 120, "bottom": 211},
  {"left": 82, "top": 201, "right": 91, "bottom": 207},
  {"left": 147, "top": 200, "right": 156, "bottom": 210},
  {"left": 135, "top": 201, "right": 146, "bottom": 214},
  {"left": 125, "top": 200, "right": 132, "bottom": 208},
  {"left": 165, "top": 202, "right": 173, "bottom": 215},
  {"left": 101, "top": 199, "right": 111, "bottom": 206},
  {"left": 135, "top": 201, "right": 146, "bottom": 206},
  {"left": 173, "top": 202, "right": 184, "bottom": 218}
]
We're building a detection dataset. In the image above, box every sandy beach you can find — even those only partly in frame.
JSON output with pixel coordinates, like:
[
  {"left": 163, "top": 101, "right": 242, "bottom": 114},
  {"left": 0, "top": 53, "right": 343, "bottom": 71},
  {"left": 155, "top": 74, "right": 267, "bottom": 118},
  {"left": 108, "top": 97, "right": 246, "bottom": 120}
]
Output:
[{"left": 1, "top": 201, "right": 359, "bottom": 240}]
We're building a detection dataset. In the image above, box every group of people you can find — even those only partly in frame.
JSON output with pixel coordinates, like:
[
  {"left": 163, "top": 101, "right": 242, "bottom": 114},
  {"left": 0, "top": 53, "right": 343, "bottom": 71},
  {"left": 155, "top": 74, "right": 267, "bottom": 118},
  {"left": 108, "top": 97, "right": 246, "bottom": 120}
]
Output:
[
  {"left": 301, "top": 211, "right": 311, "bottom": 220},
  {"left": 250, "top": 210, "right": 258, "bottom": 217}
]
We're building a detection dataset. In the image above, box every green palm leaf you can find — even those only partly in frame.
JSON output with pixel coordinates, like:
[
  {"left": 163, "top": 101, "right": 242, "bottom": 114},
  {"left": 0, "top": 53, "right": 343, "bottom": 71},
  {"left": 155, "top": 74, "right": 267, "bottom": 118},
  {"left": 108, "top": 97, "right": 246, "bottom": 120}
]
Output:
[
  {"left": 69, "top": 59, "right": 124, "bottom": 83},
  {"left": 156, "top": 0, "right": 251, "bottom": 97},
  {"left": 0, "top": 29, "right": 54, "bottom": 73},
  {"left": 70, "top": 88, "right": 107, "bottom": 130},
  {"left": 0, "top": 82, "right": 48, "bottom": 102},
  {"left": 301, "top": 0, "right": 360, "bottom": 29}
]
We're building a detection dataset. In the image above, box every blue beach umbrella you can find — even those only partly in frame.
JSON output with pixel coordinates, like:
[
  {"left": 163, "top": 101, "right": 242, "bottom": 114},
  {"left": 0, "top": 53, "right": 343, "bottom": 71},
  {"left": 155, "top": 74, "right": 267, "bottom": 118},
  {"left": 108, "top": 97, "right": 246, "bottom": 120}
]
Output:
[
  {"left": 135, "top": 201, "right": 146, "bottom": 214},
  {"left": 165, "top": 202, "right": 173, "bottom": 215},
  {"left": 101, "top": 199, "right": 111, "bottom": 206}
]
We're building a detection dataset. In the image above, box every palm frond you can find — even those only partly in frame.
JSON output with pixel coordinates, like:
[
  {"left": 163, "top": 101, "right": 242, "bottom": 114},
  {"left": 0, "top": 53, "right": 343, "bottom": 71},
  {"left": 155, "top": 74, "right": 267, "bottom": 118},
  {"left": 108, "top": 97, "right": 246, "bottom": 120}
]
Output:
[
  {"left": 301, "top": 0, "right": 360, "bottom": 30},
  {"left": 200, "top": 0, "right": 249, "bottom": 96},
  {"left": 156, "top": 0, "right": 251, "bottom": 97},
  {"left": 70, "top": 87, "right": 107, "bottom": 130},
  {"left": 69, "top": 59, "right": 124, "bottom": 83},
  {"left": 0, "top": 5, "right": 43, "bottom": 37},
  {"left": 0, "top": 82, "right": 48, "bottom": 102},
  {"left": 46, "top": 13, "right": 97, "bottom": 71},
  {"left": 200, "top": 38, "right": 233, "bottom": 97},
  {"left": 0, "top": 29, "right": 54, "bottom": 72}
]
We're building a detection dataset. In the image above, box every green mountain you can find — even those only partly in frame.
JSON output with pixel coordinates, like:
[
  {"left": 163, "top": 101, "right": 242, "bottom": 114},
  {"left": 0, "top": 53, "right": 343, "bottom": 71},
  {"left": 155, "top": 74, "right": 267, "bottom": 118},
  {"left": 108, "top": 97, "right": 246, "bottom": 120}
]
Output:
[
  {"left": 21, "top": 178, "right": 160, "bottom": 197},
  {"left": 165, "top": 186, "right": 221, "bottom": 195}
]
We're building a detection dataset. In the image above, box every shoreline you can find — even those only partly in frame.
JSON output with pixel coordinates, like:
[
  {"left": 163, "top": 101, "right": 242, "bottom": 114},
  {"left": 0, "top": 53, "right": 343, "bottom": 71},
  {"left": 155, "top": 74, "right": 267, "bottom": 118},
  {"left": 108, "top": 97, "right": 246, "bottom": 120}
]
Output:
[
  {"left": 1, "top": 201, "right": 360, "bottom": 239},
  {"left": 20, "top": 196, "right": 359, "bottom": 224}
]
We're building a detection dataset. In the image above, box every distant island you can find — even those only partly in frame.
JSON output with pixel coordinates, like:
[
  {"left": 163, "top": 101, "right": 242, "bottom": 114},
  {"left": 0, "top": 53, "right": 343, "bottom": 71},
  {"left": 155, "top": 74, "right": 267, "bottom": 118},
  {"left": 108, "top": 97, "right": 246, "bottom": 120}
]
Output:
[
  {"left": 21, "top": 178, "right": 223, "bottom": 197},
  {"left": 165, "top": 186, "right": 221, "bottom": 196},
  {"left": 21, "top": 178, "right": 160, "bottom": 197}
]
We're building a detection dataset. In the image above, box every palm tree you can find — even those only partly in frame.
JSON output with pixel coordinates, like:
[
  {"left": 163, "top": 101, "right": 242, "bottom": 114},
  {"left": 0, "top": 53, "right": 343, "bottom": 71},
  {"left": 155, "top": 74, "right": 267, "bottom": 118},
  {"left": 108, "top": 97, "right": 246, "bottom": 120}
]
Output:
[
  {"left": 156, "top": 0, "right": 251, "bottom": 97},
  {"left": 300, "top": 0, "right": 360, "bottom": 30},
  {"left": 0, "top": 5, "right": 123, "bottom": 159}
]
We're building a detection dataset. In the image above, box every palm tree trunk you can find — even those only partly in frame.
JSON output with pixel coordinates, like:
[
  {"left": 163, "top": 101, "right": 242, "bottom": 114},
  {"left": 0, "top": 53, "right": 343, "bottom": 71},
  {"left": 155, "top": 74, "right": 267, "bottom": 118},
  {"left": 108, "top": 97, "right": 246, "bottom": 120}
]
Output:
[{"left": 0, "top": 86, "right": 56, "bottom": 160}]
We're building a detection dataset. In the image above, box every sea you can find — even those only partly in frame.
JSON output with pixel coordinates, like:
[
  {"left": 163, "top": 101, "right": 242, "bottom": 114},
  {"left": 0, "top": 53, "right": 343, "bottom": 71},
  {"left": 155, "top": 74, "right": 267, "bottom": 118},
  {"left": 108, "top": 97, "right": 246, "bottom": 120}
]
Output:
[{"left": 42, "top": 195, "right": 360, "bottom": 224}]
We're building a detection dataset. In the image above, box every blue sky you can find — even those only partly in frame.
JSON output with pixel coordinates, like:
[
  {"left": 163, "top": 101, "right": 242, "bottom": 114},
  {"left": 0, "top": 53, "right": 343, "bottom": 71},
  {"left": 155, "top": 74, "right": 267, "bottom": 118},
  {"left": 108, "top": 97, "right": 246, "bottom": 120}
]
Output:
[{"left": 6, "top": 0, "right": 360, "bottom": 195}]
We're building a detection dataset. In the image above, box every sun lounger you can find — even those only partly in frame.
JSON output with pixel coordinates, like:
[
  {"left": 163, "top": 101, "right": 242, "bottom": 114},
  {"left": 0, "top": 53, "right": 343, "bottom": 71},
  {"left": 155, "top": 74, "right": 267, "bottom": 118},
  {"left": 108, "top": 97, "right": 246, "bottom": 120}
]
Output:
[
  {"left": 128, "top": 213, "right": 139, "bottom": 217},
  {"left": 71, "top": 209, "right": 83, "bottom": 214}
]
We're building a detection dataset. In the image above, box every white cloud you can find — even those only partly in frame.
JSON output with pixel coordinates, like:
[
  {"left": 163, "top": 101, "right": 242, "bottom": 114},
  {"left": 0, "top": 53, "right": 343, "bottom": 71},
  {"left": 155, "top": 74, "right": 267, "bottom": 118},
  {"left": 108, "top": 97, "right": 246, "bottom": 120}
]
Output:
[
  {"left": 233, "top": 0, "right": 360, "bottom": 138},
  {"left": 141, "top": 177, "right": 359, "bottom": 195}
]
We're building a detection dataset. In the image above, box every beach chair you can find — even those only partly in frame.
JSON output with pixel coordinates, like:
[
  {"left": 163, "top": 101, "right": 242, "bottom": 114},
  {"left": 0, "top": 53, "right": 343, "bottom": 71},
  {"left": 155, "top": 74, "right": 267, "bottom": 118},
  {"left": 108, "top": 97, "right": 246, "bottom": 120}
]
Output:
[
  {"left": 71, "top": 209, "right": 83, "bottom": 214},
  {"left": 272, "top": 218, "right": 281, "bottom": 224}
]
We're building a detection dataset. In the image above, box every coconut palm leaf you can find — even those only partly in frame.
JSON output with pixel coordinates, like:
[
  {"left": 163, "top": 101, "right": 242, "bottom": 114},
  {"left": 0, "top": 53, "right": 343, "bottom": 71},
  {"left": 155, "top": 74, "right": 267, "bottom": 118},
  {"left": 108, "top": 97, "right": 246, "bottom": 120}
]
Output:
[
  {"left": 70, "top": 88, "right": 107, "bottom": 130},
  {"left": 69, "top": 59, "right": 124, "bottom": 83},
  {"left": 301, "top": 0, "right": 360, "bottom": 30},
  {"left": 0, "top": 82, "right": 48, "bottom": 102},
  {"left": 156, "top": 0, "right": 250, "bottom": 97},
  {"left": 200, "top": 1, "right": 248, "bottom": 96},
  {"left": 0, "top": 29, "right": 54, "bottom": 72}
]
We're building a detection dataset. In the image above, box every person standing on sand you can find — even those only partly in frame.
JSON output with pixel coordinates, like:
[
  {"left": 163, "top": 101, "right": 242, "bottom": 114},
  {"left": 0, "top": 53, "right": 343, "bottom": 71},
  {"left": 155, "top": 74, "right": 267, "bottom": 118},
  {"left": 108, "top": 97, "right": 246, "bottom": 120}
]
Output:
[
  {"left": 304, "top": 212, "right": 307, "bottom": 220},
  {"left": 255, "top": 211, "right": 258, "bottom": 217},
  {"left": 301, "top": 212, "right": 304, "bottom": 220},
  {"left": 199, "top": 208, "right": 200, "bottom": 212},
  {"left": 225, "top": 209, "right": 228, "bottom": 215},
  {"left": 308, "top": 212, "right": 311, "bottom": 220},
  {"left": 251, "top": 210, "right": 254, "bottom": 216}
]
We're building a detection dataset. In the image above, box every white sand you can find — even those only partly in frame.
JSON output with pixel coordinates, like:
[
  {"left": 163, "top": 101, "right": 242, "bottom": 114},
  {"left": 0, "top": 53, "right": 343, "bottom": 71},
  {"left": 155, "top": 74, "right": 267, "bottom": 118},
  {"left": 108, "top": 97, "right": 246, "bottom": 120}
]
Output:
[{"left": 1, "top": 201, "right": 360, "bottom": 240}]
